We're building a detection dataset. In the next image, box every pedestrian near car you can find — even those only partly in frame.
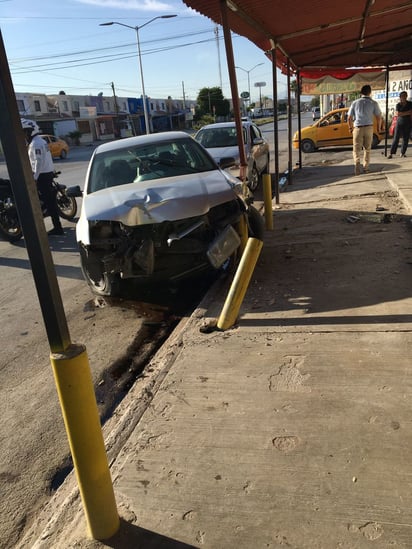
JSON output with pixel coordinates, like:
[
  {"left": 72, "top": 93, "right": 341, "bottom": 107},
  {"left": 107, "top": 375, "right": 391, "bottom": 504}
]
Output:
[
  {"left": 21, "top": 119, "right": 64, "bottom": 236},
  {"left": 347, "top": 85, "right": 383, "bottom": 175},
  {"left": 388, "top": 91, "right": 412, "bottom": 159}
]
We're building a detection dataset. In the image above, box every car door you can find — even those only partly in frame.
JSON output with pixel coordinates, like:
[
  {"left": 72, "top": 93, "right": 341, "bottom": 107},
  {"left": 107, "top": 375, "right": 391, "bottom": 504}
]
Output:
[
  {"left": 249, "top": 123, "right": 267, "bottom": 172},
  {"left": 315, "top": 111, "right": 348, "bottom": 148}
]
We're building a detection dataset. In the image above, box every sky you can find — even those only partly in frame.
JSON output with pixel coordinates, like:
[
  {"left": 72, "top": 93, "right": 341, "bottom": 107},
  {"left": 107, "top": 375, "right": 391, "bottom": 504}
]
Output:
[{"left": 0, "top": 0, "right": 289, "bottom": 105}]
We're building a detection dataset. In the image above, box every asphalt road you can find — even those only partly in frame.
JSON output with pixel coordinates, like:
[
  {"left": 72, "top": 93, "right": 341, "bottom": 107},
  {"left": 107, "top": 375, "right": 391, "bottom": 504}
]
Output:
[
  {"left": 0, "top": 116, "right": 309, "bottom": 547},
  {"left": 0, "top": 143, "right": 171, "bottom": 547}
]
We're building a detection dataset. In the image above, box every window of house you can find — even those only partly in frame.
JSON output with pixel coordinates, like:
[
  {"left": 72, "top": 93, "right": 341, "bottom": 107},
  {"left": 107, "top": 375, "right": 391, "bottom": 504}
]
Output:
[
  {"left": 34, "top": 100, "right": 41, "bottom": 112},
  {"left": 62, "top": 101, "right": 69, "bottom": 111},
  {"left": 150, "top": 102, "right": 154, "bottom": 111},
  {"left": 105, "top": 101, "right": 110, "bottom": 111},
  {"left": 73, "top": 101, "right": 80, "bottom": 111},
  {"left": 17, "top": 99, "right": 25, "bottom": 112}
]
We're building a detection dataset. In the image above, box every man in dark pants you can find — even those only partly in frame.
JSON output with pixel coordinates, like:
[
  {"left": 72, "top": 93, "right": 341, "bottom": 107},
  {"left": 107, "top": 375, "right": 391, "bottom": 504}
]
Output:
[
  {"left": 388, "top": 91, "right": 412, "bottom": 159},
  {"left": 21, "top": 118, "right": 64, "bottom": 236}
]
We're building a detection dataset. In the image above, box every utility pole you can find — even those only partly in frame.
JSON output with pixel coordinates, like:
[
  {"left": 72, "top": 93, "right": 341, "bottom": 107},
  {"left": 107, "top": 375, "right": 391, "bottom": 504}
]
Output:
[
  {"left": 111, "top": 81, "right": 120, "bottom": 138},
  {"left": 214, "top": 25, "right": 223, "bottom": 91},
  {"left": 182, "top": 81, "right": 186, "bottom": 110}
]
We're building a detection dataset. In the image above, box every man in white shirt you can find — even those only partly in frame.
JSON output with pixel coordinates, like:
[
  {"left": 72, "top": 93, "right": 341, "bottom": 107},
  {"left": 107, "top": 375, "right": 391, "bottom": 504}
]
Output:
[
  {"left": 21, "top": 119, "right": 64, "bottom": 236},
  {"left": 347, "top": 85, "right": 383, "bottom": 175}
]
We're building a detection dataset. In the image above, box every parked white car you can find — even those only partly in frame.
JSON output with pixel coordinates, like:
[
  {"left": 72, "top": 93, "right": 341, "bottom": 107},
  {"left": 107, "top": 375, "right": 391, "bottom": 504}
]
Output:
[
  {"left": 72, "top": 131, "right": 263, "bottom": 297},
  {"left": 194, "top": 121, "right": 270, "bottom": 191}
]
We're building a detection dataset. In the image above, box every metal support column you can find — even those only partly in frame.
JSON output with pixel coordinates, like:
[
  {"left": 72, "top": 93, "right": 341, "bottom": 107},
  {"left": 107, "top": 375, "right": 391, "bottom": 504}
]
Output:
[
  {"left": 272, "top": 45, "right": 280, "bottom": 204},
  {"left": 0, "top": 30, "right": 119, "bottom": 540},
  {"left": 219, "top": 0, "right": 248, "bottom": 193}
]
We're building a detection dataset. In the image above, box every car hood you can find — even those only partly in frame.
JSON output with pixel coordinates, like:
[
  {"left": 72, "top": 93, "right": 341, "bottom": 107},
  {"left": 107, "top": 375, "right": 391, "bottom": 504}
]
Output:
[
  {"left": 205, "top": 146, "right": 241, "bottom": 163},
  {"left": 77, "top": 170, "right": 241, "bottom": 244}
]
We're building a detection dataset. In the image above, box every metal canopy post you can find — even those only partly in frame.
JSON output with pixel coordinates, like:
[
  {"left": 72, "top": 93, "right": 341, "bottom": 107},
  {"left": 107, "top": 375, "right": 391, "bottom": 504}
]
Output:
[
  {"left": 219, "top": 0, "right": 248, "bottom": 188},
  {"left": 385, "top": 66, "right": 390, "bottom": 156},
  {"left": 296, "top": 69, "right": 302, "bottom": 170},
  {"left": 0, "top": 31, "right": 119, "bottom": 539},
  {"left": 286, "top": 58, "right": 293, "bottom": 185},
  {"left": 0, "top": 36, "right": 70, "bottom": 353},
  {"left": 271, "top": 45, "right": 280, "bottom": 204}
]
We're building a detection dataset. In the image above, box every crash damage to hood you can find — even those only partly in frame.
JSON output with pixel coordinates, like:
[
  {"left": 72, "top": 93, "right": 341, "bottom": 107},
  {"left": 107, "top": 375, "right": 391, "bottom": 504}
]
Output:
[{"left": 77, "top": 170, "right": 242, "bottom": 245}]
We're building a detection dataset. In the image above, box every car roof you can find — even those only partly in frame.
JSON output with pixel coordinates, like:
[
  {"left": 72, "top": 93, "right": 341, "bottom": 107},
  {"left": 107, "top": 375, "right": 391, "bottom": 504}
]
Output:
[
  {"left": 198, "top": 121, "right": 250, "bottom": 130},
  {"left": 321, "top": 108, "right": 348, "bottom": 116},
  {"left": 93, "top": 131, "right": 193, "bottom": 154}
]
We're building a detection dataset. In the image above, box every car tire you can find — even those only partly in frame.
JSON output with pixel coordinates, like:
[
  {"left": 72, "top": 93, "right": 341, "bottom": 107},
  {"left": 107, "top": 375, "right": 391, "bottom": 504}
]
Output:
[
  {"left": 248, "top": 165, "right": 260, "bottom": 191},
  {"left": 301, "top": 139, "right": 315, "bottom": 153},
  {"left": 60, "top": 149, "right": 67, "bottom": 159},
  {"left": 247, "top": 205, "right": 265, "bottom": 241},
  {"left": 80, "top": 246, "right": 120, "bottom": 297},
  {"left": 371, "top": 134, "right": 379, "bottom": 149}
]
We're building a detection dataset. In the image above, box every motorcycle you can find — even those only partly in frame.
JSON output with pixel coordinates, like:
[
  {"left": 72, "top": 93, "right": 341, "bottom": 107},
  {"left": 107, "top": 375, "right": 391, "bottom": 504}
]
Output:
[{"left": 0, "top": 171, "right": 78, "bottom": 243}]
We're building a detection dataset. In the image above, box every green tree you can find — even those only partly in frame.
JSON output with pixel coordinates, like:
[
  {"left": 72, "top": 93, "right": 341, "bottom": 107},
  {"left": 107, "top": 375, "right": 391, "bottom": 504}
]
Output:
[{"left": 196, "top": 87, "right": 230, "bottom": 118}]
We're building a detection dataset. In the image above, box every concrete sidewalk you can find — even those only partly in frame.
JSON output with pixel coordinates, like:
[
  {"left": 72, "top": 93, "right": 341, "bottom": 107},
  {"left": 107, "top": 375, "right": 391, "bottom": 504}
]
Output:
[{"left": 21, "top": 152, "right": 412, "bottom": 549}]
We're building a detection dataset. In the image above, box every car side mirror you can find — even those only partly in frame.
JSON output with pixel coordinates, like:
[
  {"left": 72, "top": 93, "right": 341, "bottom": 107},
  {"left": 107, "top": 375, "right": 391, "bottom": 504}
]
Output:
[
  {"left": 66, "top": 185, "right": 83, "bottom": 197},
  {"left": 252, "top": 137, "right": 264, "bottom": 145},
  {"left": 219, "top": 157, "right": 237, "bottom": 169}
]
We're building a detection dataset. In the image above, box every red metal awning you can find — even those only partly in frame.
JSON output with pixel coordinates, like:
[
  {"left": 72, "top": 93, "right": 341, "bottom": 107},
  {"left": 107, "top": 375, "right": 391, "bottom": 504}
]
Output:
[{"left": 183, "top": 0, "right": 412, "bottom": 74}]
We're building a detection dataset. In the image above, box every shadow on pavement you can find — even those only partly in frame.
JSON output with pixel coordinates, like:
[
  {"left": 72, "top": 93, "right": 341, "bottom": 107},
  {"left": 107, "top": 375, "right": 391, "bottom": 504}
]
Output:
[{"left": 101, "top": 519, "right": 197, "bottom": 548}]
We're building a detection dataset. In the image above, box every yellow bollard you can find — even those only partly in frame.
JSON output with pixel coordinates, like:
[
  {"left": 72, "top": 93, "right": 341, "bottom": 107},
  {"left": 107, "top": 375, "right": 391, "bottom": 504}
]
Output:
[
  {"left": 50, "top": 344, "right": 119, "bottom": 540},
  {"left": 263, "top": 173, "right": 274, "bottom": 230},
  {"left": 217, "top": 237, "right": 263, "bottom": 330}
]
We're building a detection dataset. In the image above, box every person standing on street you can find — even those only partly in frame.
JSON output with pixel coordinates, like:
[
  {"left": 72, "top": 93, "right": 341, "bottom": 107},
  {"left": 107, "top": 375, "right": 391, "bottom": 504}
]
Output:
[
  {"left": 388, "top": 91, "right": 412, "bottom": 159},
  {"left": 347, "top": 85, "right": 383, "bottom": 175},
  {"left": 21, "top": 118, "right": 64, "bottom": 236}
]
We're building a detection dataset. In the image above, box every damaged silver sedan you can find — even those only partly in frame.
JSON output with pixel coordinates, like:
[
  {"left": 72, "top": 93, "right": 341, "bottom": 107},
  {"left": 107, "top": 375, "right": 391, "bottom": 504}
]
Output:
[{"left": 74, "top": 131, "right": 263, "bottom": 297}]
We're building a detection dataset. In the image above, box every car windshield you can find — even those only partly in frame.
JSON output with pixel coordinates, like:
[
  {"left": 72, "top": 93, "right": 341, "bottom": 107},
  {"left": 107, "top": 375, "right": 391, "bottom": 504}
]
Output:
[
  {"left": 196, "top": 126, "right": 246, "bottom": 148},
  {"left": 87, "top": 137, "right": 217, "bottom": 194}
]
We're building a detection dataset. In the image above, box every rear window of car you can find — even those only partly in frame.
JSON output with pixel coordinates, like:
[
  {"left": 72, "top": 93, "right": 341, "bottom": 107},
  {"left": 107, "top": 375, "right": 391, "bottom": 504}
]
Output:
[
  {"left": 196, "top": 126, "right": 247, "bottom": 148},
  {"left": 87, "top": 137, "right": 217, "bottom": 194}
]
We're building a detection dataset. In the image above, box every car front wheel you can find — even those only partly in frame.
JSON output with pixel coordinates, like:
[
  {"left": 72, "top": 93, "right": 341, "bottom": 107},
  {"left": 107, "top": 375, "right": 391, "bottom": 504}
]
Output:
[{"left": 80, "top": 246, "right": 120, "bottom": 297}]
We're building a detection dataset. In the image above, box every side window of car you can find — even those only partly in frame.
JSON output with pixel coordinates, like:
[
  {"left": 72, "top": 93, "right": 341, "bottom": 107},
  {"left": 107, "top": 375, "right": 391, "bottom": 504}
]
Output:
[
  {"left": 250, "top": 125, "right": 261, "bottom": 142},
  {"left": 327, "top": 114, "right": 341, "bottom": 125}
]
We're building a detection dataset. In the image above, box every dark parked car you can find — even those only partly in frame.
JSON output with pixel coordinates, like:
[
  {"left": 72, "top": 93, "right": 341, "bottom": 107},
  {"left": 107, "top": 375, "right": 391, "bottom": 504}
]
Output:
[{"left": 74, "top": 131, "right": 263, "bottom": 297}]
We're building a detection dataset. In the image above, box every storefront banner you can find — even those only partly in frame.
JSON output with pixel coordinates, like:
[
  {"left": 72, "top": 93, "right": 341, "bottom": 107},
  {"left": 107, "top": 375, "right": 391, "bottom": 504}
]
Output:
[{"left": 302, "top": 72, "right": 386, "bottom": 95}]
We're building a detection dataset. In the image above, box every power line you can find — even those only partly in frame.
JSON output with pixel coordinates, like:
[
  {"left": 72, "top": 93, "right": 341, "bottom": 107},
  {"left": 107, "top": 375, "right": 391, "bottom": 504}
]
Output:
[
  {"left": 8, "top": 28, "right": 215, "bottom": 64},
  {"left": 10, "top": 36, "right": 232, "bottom": 74}
]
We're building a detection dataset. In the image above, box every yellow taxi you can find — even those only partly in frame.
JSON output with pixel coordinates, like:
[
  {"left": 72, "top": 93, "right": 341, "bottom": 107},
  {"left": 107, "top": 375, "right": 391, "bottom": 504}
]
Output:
[
  {"left": 40, "top": 134, "right": 69, "bottom": 159},
  {"left": 293, "top": 108, "right": 385, "bottom": 153}
]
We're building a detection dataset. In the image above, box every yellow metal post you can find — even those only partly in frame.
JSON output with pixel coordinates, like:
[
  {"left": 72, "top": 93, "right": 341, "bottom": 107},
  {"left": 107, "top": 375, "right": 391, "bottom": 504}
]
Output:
[
  {"left": 51, "top": 344, "right": 119, "bottom": 540},
  {"left": 263, "top": 173, "right": 274, "bottom": 230},
  {"left": 217, "top": 237, "right": 263, "bottom": 330}
]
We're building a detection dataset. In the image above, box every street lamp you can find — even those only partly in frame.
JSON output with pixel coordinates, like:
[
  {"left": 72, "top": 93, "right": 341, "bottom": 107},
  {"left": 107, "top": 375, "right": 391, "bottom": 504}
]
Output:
[
  {"left": 100, "top": 15, "right": 177, "bottom": 134},
  {"left": 235, "top": 63, "right": 264, "bottom": 104}
]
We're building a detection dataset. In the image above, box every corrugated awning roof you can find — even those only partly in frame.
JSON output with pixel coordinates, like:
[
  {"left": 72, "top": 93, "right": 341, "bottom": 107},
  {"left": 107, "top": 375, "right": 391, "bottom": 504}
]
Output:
[{"left": 183, "top": 0, "right": 412, "bottom": 74}]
